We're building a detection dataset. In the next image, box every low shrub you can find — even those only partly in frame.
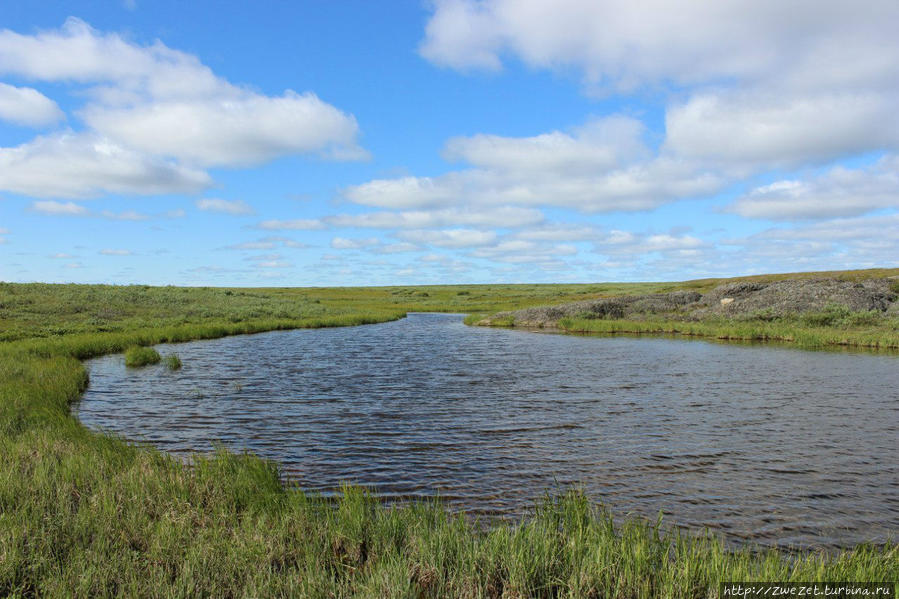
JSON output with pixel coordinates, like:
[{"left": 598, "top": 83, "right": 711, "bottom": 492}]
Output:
[
  {"left": 800, "top": 303, "right": 851, "bottom": 327},
  {"left": 845, "top": 310, "right": 883, "bottom": 327}
]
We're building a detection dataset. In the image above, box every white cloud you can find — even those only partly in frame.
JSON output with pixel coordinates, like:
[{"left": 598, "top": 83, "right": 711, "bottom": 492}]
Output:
[
  {"left": 83, "top": 92, "right": 365, "bottom": 167},
  {"left": 225, "top": 237, "right": 309, "bottom": 251},
  {"left": 754, "top": 213, "right": 899, "bottom": 243},
  {"left": 471, "top": 239, "right": 577, "bottom": 263},
  {"left": 513, "top": 224, "right": 599, "bottom": 242},
  {"left": 665, "top": 91, "right": 899, "bottom": 169},
  {"left": 397, "top": 228, "right": 497, "bottom": 248},
  {"left": 345, "top": 117, "right": 720, "bottom": 212},
  {"left": 0, "top": 83, "right": 64, "bottom": 127},
  {"left": 422, "top": 1, "right": 899, "bottom": 168},
  {"left": 0, "top": 18, "right": 365, "bottom": 199},
  {"left": 331, "top": 237, "right": 380, "bottom": 250},
  {"left": 729, "top": 155, "right": 899, "bottom": 220},
  {"left": 348, "top": 161, "right": 719, "bottom": 212},
  {"left": 227, "top": 240, "right": 277, "bottom": 250},
  {"left": 244, "top": 254, "right": 292, "bottom": 269},
  {"left": 375, "top": 242, "right": 420, "bottom": 254},
  {"left": 30, "top": 200, "right": 89, "bottom": 216},
  {"left": 344, "top": 176, "right": 458, "bottom": 210},
  {"left": 421, "top": 0, "right": 899, "bottom": 92},
  {"left": 443, "top": 116, "right": 648, "bottom": 173},
  {"left": 642, "top": 234, "right": 706, "bottom": 252},
  {"left": 1, "top": 133, "right": 210, "bottom": 198},
  {"left": 244, "top": 253, "right": 283, "bottom": 262},
  {"left": 326, "top": 205, "right": 544, "bottom": 229},
  {"left": 595, "top": 230, "right": 707, "bottom": 256},
  {"left": 27, "top": 199, "right": 178, "bottom": 222},
  {"left": 718, "top": 214, "right": 899, "bottom": 272},
  {"left": 257, "top": 218, "right": 324, "bottom": 231},
  {"left": 196, "top": 198, "right": 254, "bottom": 215},
  {"left": 100, "top": 209, "right": 149, "bottom": 221},
  {"left": 99, "top": 248, "right": 132, "bottom": 255},
  {"left": 255, "top": 261, "right": 291, "bottom": 269},
  {"left": 50, "top": 252, "right": 73, "bottom": 258}
]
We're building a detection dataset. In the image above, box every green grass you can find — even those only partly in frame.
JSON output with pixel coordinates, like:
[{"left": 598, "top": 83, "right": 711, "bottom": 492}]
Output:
[
  {"left": 163, "top": 353, "right": 182, "bottom": 370},
  {"left": 557, "top": 312, "right": 899, "bottom": 350},
  {"left": 0, "top": 274, "right": 897, "bottom": 596},
  {"left": 124, "top": 345, "right": 161, "bottom": 367}
]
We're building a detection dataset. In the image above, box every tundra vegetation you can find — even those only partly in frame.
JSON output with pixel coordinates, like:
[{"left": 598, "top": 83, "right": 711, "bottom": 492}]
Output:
[
  {"left": 123, "top": 346, "right": 161, "bottom": 368},
  {"left": 0, "top": 269, "right": 897, "bottom": 597},
  {"left": 163, "top": 353, "right": 183, "bottom": 371}
]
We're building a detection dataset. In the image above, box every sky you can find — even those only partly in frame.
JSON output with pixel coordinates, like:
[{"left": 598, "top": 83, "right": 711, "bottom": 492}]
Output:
[{"left": 1, "top": 0, "right": 898, "bottom": 286}]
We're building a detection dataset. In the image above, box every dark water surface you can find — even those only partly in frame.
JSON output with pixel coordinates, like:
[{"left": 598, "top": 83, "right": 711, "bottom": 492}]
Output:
[{"left": 77, "top": 313, "right": 898, "bottom": 549}]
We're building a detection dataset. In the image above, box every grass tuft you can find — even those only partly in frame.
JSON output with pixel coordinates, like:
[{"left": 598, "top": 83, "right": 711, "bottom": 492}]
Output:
[
  {"left": 163, "top": 353, "right": 182, "bottom": 370},
  {"left": 123, "top": 345, "right": 161, "bottom": 367}
]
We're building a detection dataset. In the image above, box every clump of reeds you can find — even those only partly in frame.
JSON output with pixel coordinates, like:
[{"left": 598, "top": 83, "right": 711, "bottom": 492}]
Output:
[
  {"left": 123, "top": 345, "right": 161, "bottom": 367},
  {"left": 163, "top": 353, "right": 182, "bottom": 370}
]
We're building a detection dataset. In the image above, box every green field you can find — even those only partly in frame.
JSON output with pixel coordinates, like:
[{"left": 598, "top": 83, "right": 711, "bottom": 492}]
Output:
[{"left": 1, "top": 274, "right": 897, "bottom": 597}]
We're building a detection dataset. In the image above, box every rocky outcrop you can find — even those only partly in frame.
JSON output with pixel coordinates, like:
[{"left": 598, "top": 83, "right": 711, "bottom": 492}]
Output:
[{"left": 478, "top": 278, "right": 898, "bottom": 327}]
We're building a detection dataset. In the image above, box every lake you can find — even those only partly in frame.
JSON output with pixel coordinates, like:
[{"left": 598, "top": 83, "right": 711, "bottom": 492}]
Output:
[{"left": 76, "top": 312, "right": 898, "bottom": 549}]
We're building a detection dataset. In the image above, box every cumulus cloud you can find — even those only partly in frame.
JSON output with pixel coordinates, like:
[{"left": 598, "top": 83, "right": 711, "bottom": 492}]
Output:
[
  {"left": 512, "top": 224, "right": 599, "bottom": 242},
  {"left": 30, "top": 200, "right": 90, "bottom": 216},
  {"left": 443, "top": 116, "right": 649, "bottom": 173},
  {"left": 397, "top": 228, "right": 497, "bottom": 248},
  {"left": 471, "top": 239, "right": 577, "bottom": 263},
  {"left": 718, "top": 214, "right": 899, "bottom": 272},
  {"left": 0, "top": 18, "right": 365, "bottom": 199},
  {"left": 0, "top": 83, "right": 64, "bottom": 126},
  {"left": 27, "top": 199, "right": 174, "bottom": 222},
  {"left": 331, "top": 237, "right": 380, "bottom": 250},
  {"left": 196, "top": 198, "right": 254, "bottom": 215},
  {"left": 82, "top": 92, "right": 365, "bottom": 167},
  {"left": 100, "top": 209, "right": 149, "bottom": 221},
  {"left": 729, "top": 155, "right": 899, "bottom": 220},
  {"left": 422, "top": 0, "right": 899, "bottom": 168},
  {"left": 665, "top": 91, "right": 899, "bottom": 169},
  {"left": 421, "top": 0, "right": 899, "bottom": 91},
  {"left": 257, "top": 218, "right": 325, "bottom": 231},
  {"left": 226, "top": 240, "right": 277, "bottom": 250},
  {"left": 753, "top": 214, "right": 899, "bottom": 243},
  {"left": 255, "top": 260, "right": 292, "bottom": 269},
  {"left": 345, "top": 117, "right": 720, "bottom": 212},
  {"left": 594, "top": 230, "right": 708, "bottom": 256},
  {"left": 224, "top": 236, "right": 309, "bottom": 251},
  {"left": 326, "top": 205, "right": 544, "bottom": 229},
  {"left": 1, "top": 132, "right": 210, "bottom": 198},
  {"left": 99, "top": 248, "right": 132, "bottom": 255},
  {"left": 375, "top": 242, "right": 420, "bottom": 254},
  {"left": 347, "top": 161, "right": 719, "bottom": 212}
]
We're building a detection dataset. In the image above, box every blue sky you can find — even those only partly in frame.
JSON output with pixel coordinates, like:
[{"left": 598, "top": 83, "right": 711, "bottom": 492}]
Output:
[{"left": 1, "top": 1, "right": 898, "bottom": 286}]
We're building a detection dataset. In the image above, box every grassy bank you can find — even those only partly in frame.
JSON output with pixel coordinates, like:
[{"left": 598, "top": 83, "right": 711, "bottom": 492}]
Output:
[
  {"left": 557, "top": 316, "right": 899, "bottom": 350},
  {"left": 1, "top": 279, "right": 897, "bottom": 597},
  {"left": 470, "top": 268, "right": 899, "bottom": 351}
]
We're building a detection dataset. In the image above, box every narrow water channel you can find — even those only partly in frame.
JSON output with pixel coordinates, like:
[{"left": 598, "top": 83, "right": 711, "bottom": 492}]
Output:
[{"left": 76, "top": 313, "right": 899, "bottom": 549}]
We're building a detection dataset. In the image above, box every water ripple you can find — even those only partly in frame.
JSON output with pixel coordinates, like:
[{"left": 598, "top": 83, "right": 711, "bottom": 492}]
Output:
[{"left": 76, "top": 313, "right": 899, "bottom": 550}]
